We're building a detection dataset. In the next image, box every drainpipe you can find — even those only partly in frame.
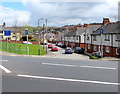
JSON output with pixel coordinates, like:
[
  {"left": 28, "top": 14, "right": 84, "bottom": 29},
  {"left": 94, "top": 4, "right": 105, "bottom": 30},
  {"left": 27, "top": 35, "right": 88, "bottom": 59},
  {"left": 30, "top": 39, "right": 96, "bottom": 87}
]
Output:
[
  {"left": 111, "top": 34, "right": 113, "bottom": 57},
  {"left": 91, "top": 34, "right": 92, "bottom": 53}
]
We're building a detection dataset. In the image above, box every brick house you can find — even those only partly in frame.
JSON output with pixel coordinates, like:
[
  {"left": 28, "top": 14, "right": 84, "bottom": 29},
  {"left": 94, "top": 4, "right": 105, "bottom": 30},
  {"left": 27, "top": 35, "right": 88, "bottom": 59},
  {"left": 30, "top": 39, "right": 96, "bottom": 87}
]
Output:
[
  {"left": 84, "top": 24, "right": 102, "bottom": 52},
  {"left": 91, "top": 22, "right": 120, "bottom": 57},
  {"left": 62, "top": 26, "right": 87, "bottom": 48}
]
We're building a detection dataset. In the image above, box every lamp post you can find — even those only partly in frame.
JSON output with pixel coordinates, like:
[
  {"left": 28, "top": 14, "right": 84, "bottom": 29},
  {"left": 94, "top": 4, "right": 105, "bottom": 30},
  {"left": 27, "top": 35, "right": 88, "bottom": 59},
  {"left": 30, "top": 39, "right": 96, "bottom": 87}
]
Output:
[
  {"left": 38, "top": 18, "right": 43, "bottom": 27},
  {"left": 38, "top": 18, "right": 43, "bottom": 55}
]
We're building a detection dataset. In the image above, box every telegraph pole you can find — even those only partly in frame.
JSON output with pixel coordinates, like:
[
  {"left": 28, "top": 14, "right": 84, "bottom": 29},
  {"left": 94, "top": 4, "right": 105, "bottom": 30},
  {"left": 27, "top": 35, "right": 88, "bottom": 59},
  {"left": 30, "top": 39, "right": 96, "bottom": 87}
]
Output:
[
  {"left": 45, "top": 19, "right": 48, "bottom": 53},
  {"left": 43, "top": 24, "right": 45, "bottom": 49}
]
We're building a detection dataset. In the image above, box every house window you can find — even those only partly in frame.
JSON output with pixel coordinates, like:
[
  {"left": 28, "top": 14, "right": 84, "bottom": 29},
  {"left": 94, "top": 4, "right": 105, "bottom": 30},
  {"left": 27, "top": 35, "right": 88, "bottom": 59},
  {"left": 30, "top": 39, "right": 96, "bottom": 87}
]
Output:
[
  {"left": 88, "top": 44, "right": 90, "bottom": 49},
  {"left": 105, "top": 34, "right": 110, "bottom": 41},
  {"left": 76, "top": 36, "right": 78, "bottom": 40},
  {"left": 87, "top": 34, "right": 89, "bottom": 40},
  {"left": 93, "top": 35, "right": 97, "bottom": 41},
  {"left": 116, "top": 48, "right": 120, "bottom": 55},
  {"left": 116, "top": 34, "right": 120, "bottom": 41},
  {"left": 105, "top": 47, "right": 110, "bottom": 53},
  {"left": 94, "top": 45, "right": 97, "bottom": 51}
]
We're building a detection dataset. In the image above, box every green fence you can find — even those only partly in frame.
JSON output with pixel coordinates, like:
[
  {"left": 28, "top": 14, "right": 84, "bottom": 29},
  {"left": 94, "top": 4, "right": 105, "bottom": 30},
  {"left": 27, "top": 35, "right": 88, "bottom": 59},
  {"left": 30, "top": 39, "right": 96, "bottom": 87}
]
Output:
[{"left": 0, "top": 42, "right": 46, "bottom": 55}]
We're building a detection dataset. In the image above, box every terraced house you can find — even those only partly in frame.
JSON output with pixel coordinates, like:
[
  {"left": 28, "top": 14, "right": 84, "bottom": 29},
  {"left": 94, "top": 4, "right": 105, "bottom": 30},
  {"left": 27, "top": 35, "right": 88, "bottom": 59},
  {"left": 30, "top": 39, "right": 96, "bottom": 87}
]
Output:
[
  {"left": 62, "top": 24, "right": 87, "bottom": 48},
  {"left": 91, "top": 22, "right": 120, "bottom": 57},
  {"left": 61, "top": 18, "right": 120, "bottom": 57}
]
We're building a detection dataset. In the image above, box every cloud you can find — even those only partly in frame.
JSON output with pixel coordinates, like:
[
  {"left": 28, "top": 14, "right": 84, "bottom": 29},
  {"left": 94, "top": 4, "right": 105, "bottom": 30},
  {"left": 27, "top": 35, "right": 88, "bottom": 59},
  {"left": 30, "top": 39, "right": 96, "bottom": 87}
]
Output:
[
  {"left": 1, "top": 0, "right": 119, "bottom": 27},
  {"left": 22, "top": 1, "right": 118, "bottom": 27},
  {"left": 0, "top": 5, "right": 31, "bottom": 27}
]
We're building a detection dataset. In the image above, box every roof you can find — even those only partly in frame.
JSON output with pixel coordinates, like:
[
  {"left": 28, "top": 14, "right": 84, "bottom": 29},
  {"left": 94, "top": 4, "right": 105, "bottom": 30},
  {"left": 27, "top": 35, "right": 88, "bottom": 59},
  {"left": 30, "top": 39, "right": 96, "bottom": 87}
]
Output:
[
  {"left": 65, "top": 27, "right": 87, "bottom": 36},
  {"left": 65, "top": 31, "right": 76, "bottom": 36},
  {"left": 92, "top": 22, "right": 119, "bottom": 35},
  {"left": 86, "top": 24, "right": 102, "bottom": 34},
  {"left": 77, "top": 28, "right": 86, "bottom": 35}
]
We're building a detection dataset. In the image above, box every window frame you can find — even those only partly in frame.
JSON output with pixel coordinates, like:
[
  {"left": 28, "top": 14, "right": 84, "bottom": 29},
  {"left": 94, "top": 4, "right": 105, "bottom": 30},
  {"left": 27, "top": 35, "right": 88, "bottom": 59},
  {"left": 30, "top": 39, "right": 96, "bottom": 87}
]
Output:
[{"left": 105, "top": 47, "right": 110, "bottom": 53}]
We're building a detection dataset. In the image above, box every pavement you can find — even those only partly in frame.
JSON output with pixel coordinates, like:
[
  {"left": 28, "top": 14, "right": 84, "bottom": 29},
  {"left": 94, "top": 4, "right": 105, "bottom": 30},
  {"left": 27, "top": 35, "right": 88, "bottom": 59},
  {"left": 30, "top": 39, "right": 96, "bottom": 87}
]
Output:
[{"left": 0, "top": 48, "right": 119, "bottom": 62}]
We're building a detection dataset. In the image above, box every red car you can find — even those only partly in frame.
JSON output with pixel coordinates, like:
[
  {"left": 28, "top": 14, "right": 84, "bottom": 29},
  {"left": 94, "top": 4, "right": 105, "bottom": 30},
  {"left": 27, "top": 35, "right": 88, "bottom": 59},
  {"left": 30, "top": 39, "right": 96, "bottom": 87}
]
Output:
[
  {"left": 48, "top": 44, "right": 53, "bottom": 48},
  {"left": 51, "top": 47, "right": 58, "bottom": 51}
]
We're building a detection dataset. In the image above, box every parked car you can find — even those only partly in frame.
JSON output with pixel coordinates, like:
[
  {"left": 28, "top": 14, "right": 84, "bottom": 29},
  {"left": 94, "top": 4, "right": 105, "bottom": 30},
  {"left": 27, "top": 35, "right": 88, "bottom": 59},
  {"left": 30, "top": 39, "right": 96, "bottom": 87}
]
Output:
[
  {"left": 74, "top": 47, "right": 84, "bottom": 54},
  {"left": 57, "top": 43, "right": 62, "bottom": 47},
  {"left": 65, "top": 48, "right": 73, "bottom": 54},
  {"left": 60, "top": 44, "right": 67, "bottom": 48},
  {"left": 91, "top": 51, "right": 102, "bottom": 58},
  {"left": 23, "top": 41, "right": 32, "bottom": 44},
  {"left": 51, "top": 47, "right": 58, "bottom": 51},
  {"left": 48, "top": 44, "right": 53, "bottom": 48}
]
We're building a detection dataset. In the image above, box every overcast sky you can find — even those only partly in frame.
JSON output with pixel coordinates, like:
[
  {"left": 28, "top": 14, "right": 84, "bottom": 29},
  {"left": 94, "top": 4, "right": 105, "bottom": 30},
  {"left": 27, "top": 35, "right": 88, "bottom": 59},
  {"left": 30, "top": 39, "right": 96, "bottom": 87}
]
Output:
[{"left": 0, "top": 0, "right": 119, "bottom": 27}]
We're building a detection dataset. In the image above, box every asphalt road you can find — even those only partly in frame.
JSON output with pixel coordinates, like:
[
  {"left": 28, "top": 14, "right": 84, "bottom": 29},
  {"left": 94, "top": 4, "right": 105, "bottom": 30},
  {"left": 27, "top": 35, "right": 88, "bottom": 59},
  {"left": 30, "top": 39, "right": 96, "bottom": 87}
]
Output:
[{"left": 0, "top": 54, "right": 119, "bottom": 92}]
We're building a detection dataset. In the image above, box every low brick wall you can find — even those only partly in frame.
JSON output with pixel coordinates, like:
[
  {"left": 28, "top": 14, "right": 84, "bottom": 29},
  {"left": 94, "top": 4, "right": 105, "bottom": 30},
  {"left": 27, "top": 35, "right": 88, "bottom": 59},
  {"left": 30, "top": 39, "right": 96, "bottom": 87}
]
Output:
[{"left": 0, "top": 40, "right": 39, "bottom": 45}]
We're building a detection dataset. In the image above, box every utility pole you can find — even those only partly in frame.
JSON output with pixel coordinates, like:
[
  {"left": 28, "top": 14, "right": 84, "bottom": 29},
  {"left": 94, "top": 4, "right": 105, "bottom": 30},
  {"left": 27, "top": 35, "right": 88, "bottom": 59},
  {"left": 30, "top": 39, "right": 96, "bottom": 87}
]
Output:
[
  {"left": 45, "top": 19, "right": 48, "bottom": 53},
  {"left": 43, "top": 24, "right": 45, "bottom": 49}
]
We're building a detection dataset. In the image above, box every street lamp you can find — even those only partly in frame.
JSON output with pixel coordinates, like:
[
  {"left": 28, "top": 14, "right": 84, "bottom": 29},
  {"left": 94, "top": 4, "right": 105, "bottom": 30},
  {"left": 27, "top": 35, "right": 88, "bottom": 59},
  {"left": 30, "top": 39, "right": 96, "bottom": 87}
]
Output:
[
  {"left": 38, "top": 18, "right": 43, "bottom": 27},
  {"left": 38, "top": 18, "right": 43, "bottom": 55}
]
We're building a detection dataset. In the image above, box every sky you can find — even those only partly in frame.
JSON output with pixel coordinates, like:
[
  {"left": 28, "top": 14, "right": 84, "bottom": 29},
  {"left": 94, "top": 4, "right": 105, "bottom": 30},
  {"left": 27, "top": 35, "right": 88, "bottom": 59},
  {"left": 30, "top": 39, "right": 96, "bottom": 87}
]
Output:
[{"left": 0, "top": 0, "right": 119, "bottom": 27}]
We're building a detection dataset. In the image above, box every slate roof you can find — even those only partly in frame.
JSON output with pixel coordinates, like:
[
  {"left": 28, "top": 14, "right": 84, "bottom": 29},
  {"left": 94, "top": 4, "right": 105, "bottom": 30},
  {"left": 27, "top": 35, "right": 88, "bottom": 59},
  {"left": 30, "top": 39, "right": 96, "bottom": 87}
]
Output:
[
  {"left": 64, "top": 28, "right": 87, "bottom": 36},
  {"left": 77, "top": 28, "right": 86, "bottom": 35},
  {"left": 92, "top": 22, "right": 119, "bottom": 35},
  {"left": 65, "top": 30, "right": 76, "bottom": 36},
  {"left": 86, "top": 24, "right": 102, "bottom": 34}
]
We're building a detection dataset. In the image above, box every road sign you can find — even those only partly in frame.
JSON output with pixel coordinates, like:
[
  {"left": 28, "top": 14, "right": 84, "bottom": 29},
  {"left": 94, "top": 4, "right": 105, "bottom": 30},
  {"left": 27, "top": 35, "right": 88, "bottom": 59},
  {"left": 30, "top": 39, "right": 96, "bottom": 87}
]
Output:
[
  {"left": 4, "top": 30, "right": 11, "bottom": 36},
  {"left": 100, "top": 29, "right": 104, "bottom": 34},
  {"left": 25, "top": 30, "right": 29, "bottom": 35}
]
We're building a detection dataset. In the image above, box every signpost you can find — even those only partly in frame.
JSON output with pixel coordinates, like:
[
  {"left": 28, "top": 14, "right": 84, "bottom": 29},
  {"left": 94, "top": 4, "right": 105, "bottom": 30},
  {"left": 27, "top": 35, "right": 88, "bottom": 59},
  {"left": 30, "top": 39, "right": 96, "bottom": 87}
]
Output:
[
  {"left": 4, "top": 30, "right": 11, "bottom": 50},
  {"left": 25, "top": 28, "right": 29, "bottom": 55},
  {"left": 100, "top": 28, "right": 104, "bottom": 57}
]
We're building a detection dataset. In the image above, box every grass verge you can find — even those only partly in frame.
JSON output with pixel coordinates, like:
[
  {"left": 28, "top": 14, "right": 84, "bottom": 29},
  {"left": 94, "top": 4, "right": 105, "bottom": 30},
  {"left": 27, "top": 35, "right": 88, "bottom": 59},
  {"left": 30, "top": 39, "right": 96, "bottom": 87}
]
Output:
[{"left": 0, "top": 42, "right": 46, "bottom": 55}]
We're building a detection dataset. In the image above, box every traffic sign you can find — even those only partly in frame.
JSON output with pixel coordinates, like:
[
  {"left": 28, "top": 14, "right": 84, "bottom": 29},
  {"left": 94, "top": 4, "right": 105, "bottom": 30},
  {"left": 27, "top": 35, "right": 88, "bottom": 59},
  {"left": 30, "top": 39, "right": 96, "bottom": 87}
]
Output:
[
  {"left": 25, "top": 30, "right": 29, "bottom": 35},
  {"left": 100, "top": 29, "right": 104, "bottom": 34},
  {"left": 4, "top": 30, "right": 11, "bottom": 36}
]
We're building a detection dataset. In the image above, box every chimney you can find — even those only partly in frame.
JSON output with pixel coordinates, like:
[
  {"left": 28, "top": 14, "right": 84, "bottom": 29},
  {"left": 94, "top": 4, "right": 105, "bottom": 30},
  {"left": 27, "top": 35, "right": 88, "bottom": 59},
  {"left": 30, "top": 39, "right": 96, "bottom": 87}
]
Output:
[
  {"left": 103, "top": 18, "right": 110, "bottom": 25},
  {"left": 83, "top": 24, "right": 88, "bottom": 27},
  {"left": 3, "top": 22, "right": 6, "bottom": 27}
]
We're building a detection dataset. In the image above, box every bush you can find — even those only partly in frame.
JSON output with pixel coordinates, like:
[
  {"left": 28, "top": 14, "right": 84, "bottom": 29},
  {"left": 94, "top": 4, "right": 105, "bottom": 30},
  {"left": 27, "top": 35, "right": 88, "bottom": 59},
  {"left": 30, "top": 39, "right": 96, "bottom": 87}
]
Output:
[
  {"left": 30, "top": 38, "right": 39, "bottom": 42},
  {"left": 90, "top": 56, "right": 99, "bottom": 59}
]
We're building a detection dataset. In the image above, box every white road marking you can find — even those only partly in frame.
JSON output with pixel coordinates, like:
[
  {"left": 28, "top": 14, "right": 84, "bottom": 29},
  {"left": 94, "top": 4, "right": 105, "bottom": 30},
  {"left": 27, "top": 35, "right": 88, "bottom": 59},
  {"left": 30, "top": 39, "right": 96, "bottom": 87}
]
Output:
[
  {"left": 0, "top": 65, "right": 11, "bottom": 73},
  {"left": 42, "top": 63, "right": 117, "bottom": 70},
  {"left": 0, "top": 60, "right": 8, "bottom": 62},
  {"left": 17, "top": 74, "right": 120, "bottom": 86},
  {"left": 42, "top": 63, "right": 76, "bottom": 67},
  {"left": 81, "top": 66, "right": 116, "bottom": 70}
]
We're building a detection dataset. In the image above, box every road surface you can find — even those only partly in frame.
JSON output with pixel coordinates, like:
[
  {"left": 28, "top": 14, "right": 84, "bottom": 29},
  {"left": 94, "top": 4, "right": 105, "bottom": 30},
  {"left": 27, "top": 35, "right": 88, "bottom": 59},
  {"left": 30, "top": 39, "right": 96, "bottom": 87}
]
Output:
[{"left": 0, "top": 54, "right": 119, "bottom": 92}]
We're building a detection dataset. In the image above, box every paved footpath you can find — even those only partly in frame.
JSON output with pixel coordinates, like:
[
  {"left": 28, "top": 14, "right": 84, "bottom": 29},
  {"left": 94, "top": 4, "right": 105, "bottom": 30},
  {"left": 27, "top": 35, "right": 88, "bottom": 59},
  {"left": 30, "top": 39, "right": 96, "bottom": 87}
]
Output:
[{"left": 0, "top": 50, "right": 119, "bottom": 62}]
